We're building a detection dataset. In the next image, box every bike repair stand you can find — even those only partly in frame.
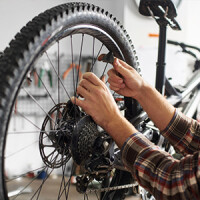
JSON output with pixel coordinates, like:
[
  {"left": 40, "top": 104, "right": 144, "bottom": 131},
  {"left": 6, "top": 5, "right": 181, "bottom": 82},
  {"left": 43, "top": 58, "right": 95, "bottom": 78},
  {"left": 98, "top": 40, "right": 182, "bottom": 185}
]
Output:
[{"left": 147, "top": 5, "right": 181, "bottom": 95}]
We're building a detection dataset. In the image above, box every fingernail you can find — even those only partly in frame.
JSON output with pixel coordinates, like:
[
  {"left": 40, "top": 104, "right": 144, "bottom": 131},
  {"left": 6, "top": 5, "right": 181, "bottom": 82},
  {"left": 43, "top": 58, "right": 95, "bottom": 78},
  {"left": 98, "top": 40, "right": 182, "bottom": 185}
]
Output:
[
  {"left": 71, "top": 96, "right": 75, "bottom": 102},
  {"left": 116, "top": 58, "right": 120, "bottom": 65}
]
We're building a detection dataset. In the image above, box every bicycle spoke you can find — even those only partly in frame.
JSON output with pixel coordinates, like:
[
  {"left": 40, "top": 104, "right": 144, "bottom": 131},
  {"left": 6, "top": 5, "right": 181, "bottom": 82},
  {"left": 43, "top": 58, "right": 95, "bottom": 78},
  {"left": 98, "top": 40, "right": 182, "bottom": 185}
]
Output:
[
  {"left": 75, "top": 34, "right": 84, "bottom": 96},
  {"left": 101, "top": 63, "right": 109, "bottom": 78},
  {"left": 6, "top": 133, "right": 53, "bottom": 159},
  {"left": 31, "top": 138, "right": 69, "bottom": 200},
  {"left": 22, "top": 87, "right": 56, "bottom": 124},
  {"left": 30, "top": 70, "right": 63, "bottom": 123},
  {"left": 8, "top": 130, "right": 45, "bottom": 134},
  {"left": 90, "top": 43, "right": 104, "bottom": 72},
  {"left": 91, "top": 182, "right": 100, "bottom": 200},
  {"left": 65, "top": 163, "right": 75, "bottom": 199},
  {"left": 6, "top": 166, "right": 46, "bottom": 183},
  {"left": 32, "top": 168, "right": 54, "bottom": 200},
  {"left": 60, "top": 176, "right": 71, "bottom": 199},
  {"left": 6, "top": 140, "right": 38, "bottom": 158},
  {"left": 8, "top": 129, "right": 58, "bottom": 135},
  {"left": 84, "top": 193, "right": 89, "bottom": 200},
  {"left": 53, "top": 161, "right": 74, "bottom": 200},
  {"left": 71, "top": 35, "right": 76, "bottom": 96},
  {"left": 30, "top": 153, "right": 59, "bottom": 200},
  {"left": 58, "top": 175, "right": 72, "bottom": 200},
  {"left": 10, "top": 165, "right": 50, "bottom": 200},
  {"left": 13, "top": 111, "right": 41, "bottom": 130},
  {"left": 91, "top": 37, "right": 95, "bottom": 73},
  {"left": 57, "top": 41, "right": 61, "bottom": 104},
  {"left": 35, "top": 70, "right": 57, "bottom": 106},
  {"left": 45, "top": 52, "right": 71, "bottom": 100},
  {"left": 57, "top": 155, "right": 68, "bottom": 199}
]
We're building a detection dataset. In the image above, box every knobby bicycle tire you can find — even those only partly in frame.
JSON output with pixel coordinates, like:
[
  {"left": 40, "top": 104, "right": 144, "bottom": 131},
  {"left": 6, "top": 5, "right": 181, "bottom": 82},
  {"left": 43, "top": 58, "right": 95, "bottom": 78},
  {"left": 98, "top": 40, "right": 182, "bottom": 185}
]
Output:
[{"left": 0, "top": 2, "right": 140, "bottom": 200}]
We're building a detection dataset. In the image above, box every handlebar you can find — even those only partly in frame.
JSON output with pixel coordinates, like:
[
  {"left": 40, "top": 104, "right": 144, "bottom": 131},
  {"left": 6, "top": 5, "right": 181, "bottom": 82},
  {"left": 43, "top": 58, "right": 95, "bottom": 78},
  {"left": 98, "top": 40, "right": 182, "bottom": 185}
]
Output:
[
  {"left": 167, "top": 40, "right": 200, "bottom": 52},
  {"left": 167, "top": 40, "right": 200, "bottom": 59},
  {"left": 167, "top": 40, "right": 180, "bottom": 46},
  {"left": 167, "top": 40, "right": 200, "bottom": 71}
]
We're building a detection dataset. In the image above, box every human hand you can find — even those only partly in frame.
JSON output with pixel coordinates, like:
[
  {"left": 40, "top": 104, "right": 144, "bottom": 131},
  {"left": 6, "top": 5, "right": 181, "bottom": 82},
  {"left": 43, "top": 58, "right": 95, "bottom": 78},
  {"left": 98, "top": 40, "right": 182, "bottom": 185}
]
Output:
[
  {"left": 98, "top": 55, "right": 145, "bottom": 100},
  {"left": 71, "top": 72, "right": 122, "bottom": 131}
]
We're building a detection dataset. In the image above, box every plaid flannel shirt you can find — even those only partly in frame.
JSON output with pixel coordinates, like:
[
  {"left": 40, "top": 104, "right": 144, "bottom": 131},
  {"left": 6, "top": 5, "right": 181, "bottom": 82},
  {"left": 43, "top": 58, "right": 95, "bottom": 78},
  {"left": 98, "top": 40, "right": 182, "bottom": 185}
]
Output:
[{"left": 121, "top": 110, "right": 200, "bottom": 200}]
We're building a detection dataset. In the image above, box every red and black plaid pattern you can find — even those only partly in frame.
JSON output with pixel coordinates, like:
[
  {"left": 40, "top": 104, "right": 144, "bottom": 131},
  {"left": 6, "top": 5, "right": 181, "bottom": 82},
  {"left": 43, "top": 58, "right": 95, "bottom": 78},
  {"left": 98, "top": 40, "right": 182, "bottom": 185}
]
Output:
[{"left": 122, "top": 110, "right": 200, "bottom": 200}]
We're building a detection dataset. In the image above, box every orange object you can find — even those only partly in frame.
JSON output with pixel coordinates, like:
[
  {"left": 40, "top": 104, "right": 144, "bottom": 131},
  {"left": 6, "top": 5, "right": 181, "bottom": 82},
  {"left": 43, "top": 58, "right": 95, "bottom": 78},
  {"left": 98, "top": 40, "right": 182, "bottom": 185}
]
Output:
[
  {"left": 33, "top": 70, "right": 39, "bottom": 86},
  {"left": 62, "top": 63, "right": 82, "bottom": 80},
  {"left": 148, "top": 33, "right": 159, "bottom": 37},
  {"left": 115, "top": 98, "right": 124, "bottom": 102}
]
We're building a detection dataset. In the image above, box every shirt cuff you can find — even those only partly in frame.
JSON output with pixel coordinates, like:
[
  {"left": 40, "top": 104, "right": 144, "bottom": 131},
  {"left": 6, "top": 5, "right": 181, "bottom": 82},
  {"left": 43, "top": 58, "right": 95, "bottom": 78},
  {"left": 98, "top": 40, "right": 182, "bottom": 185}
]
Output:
[
  {"left": 161, "top": 109, "right": 178, "bottom": 133},
  {"left": 161, "top": 109, "right": 192, "bottom": 153},
  {"left": 121, "top": 132, "right": 156, "bottom": 171}
]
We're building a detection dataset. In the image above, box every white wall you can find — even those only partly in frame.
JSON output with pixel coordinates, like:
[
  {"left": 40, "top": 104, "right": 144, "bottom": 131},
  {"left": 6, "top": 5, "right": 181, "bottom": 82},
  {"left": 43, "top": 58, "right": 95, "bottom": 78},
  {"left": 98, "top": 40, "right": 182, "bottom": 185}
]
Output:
[
  {"left": 1, "top": 0, "right": 199, "bottom": 64},
  {"left": 0, "top": 0, "right": 124, "bottom": 51},
  {"left": 123, "top": 0, "right": 200, "bottom": 86},
  {"left": 124, "top": 0, "right": 200, "bottom": 48}
]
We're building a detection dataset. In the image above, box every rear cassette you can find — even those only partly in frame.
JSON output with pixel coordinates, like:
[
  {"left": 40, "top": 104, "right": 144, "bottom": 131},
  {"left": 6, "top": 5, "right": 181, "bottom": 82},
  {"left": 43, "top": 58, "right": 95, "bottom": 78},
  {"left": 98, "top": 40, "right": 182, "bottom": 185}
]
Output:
[{"left": 71, "top": 115, "right": 100, "bottom": 165}]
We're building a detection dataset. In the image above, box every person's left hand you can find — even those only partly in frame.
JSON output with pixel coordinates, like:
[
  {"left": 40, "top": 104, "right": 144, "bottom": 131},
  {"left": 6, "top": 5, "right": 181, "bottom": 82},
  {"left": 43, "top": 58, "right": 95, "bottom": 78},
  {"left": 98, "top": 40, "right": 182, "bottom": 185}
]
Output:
[{"left": 71, "top": 72, "right": 121, "bottom": 130}]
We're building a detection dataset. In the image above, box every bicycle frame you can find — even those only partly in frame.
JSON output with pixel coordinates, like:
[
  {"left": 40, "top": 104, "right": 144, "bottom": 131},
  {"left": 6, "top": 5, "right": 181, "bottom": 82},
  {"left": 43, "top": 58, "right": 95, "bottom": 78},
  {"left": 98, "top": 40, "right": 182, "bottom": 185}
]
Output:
[{"left": 150, "top": 4, "right": 200, "bottom": 119}]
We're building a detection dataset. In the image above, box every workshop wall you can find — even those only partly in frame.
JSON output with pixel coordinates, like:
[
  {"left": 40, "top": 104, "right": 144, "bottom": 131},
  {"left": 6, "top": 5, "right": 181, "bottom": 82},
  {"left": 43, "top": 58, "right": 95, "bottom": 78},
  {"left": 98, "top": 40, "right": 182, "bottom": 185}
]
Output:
[
  {"left": 124, "top": 0, "right": 200, "bottom": 86},
  {"left": 0, "top": 0, "right": 124, "bottom": 51}
]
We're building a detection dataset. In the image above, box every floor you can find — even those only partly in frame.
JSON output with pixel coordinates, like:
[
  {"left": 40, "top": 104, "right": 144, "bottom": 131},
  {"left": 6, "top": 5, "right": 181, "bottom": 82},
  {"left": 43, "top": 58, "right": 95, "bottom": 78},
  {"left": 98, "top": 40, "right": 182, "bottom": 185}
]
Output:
[{"left": 7, "top": 176, "right": 141, "bottom": 200}]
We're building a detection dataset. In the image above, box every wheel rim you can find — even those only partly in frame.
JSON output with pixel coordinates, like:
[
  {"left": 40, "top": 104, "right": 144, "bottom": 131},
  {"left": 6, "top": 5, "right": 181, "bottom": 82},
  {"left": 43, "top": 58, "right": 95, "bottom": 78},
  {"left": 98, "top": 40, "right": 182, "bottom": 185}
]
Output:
[{"left": 3, "top": 24, "right": 131, "bottom": 200}]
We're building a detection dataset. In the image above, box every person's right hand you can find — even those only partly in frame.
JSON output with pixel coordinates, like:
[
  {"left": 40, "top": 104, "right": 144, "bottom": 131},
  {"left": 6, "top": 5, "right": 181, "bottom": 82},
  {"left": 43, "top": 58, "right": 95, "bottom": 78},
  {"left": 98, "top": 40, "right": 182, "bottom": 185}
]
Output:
[{"left": 99, "top": 55, "right": 146, "bottom": 100}]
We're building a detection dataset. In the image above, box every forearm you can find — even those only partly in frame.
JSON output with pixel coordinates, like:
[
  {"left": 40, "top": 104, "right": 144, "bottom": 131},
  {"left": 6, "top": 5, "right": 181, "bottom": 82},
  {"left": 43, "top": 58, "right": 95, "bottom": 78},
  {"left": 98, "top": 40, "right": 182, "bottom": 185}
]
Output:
[
  {"left": 105, "top": 80, "right": 176, "bottom": 149},
  {"left": 104, "top": 115, "right": 138, "bottom": 149},
  {"left": 136, "top": 81, "right": 176, "bottom": 131}
]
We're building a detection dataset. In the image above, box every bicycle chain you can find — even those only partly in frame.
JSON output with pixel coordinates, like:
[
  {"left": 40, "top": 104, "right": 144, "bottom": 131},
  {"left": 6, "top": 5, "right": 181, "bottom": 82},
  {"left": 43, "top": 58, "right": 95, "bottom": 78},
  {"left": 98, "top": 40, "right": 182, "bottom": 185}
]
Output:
[{"left": 86, "top": 182, "right": 138, "bottom": 194}]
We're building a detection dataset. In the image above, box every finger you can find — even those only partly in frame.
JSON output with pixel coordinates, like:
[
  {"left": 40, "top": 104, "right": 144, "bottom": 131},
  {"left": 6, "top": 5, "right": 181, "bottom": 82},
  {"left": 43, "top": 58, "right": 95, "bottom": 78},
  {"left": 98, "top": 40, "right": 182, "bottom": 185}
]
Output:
[
  {"left": 109, "top": 85, "right": 121, "bottom": 91},
  {"left": 114, "top": 58, "right": 133, "bottom": 70},
  {"left": 71, "top": 96, "right": 85, "bottom": 108},
  {"left": 79, "top": 79, "right": 96, "bottom": 92},
  {"left": 107, "top": 69, "right": 123, "bottom": 83},
  {"left": 83, "top": 72, "right": 104, "bottom": 87},
  {"left": 108, "top": 78, "right": 125, "bottom": 89},
  {"left": 113, "top": 58, "right": 132, "bottom": 78},
  {"left": 76, "top": 85, "right": 91, "bottom": 98},
  {"left": 100, "top": 74, "right": 106, "bottom": 83}
]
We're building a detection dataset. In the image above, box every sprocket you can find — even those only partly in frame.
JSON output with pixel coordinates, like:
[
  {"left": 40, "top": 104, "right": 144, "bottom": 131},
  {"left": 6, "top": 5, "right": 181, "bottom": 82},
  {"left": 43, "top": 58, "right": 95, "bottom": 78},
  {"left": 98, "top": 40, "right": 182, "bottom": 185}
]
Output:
[{"left": 71, "top": 115, "right": 100, "bottom": 165}]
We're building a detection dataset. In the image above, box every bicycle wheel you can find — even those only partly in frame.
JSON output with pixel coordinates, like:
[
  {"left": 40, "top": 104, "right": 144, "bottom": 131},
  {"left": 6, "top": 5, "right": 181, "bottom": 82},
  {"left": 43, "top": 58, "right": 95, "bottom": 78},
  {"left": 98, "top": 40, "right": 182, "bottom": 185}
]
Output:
[{"left": 0, "top": 3, "right": 140, "bottom": 200}]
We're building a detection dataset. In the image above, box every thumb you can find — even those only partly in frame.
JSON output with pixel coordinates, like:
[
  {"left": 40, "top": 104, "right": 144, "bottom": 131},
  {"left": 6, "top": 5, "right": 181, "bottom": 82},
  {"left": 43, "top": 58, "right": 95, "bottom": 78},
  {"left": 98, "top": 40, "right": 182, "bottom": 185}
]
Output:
[{"left": 113, "top": 58, "right": 131, "bottom": 78}]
